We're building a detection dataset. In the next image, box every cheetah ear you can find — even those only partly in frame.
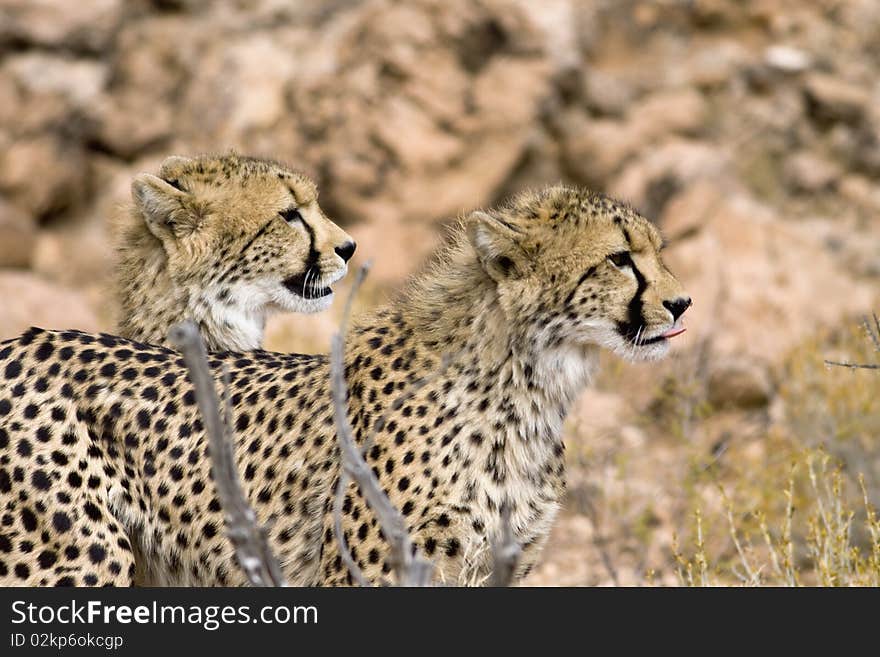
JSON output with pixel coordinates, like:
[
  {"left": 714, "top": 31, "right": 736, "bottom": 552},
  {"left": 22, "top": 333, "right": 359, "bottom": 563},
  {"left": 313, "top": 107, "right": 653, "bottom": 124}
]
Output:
[
  {"left": 131, "top": 173, "right": 199, "bottom": 243},
  {"left": 466, "top": 211, "right": 528, "bottom": 282},
  {"left": 158, "top": 155, "right": 193, "bottom": 175}
]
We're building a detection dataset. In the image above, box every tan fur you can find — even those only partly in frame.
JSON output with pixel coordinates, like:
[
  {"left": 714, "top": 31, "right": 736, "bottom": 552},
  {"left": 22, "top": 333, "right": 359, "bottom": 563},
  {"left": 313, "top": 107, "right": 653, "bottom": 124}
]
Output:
[
  {"left": 0, "top": 186, "right": 689, "bottom": 586},
  {"left": 114, "top": 153, "right": 356, "bottom": 351}
]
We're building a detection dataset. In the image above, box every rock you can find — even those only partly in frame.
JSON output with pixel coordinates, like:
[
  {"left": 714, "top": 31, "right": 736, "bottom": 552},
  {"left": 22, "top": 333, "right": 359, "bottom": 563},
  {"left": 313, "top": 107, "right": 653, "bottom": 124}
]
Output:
[
  {"left": 494, "top": 128, "right": 564, "bottom": 201},
  {"left": 610, "top": 140, "right": 729, "bottom": 219},
  {"left": 803, "top": 72, "right": 871, "bottom": 125},
  {"left": 582, "top": 69, "right": 636, "bottom": 117},
  {"left": 112, "top": 15, "right": 198, "bottom": 99},
  {"left": 373, "top": 96, "right": 464, "bottom": 170},
  {"left": 0, "top": 61, "right": 83, "bottom": 134},
  {"left": 0, "top": 71, "right": 21, "bottom": 129},
  {"left": 0, "top": 271, "right": 100, "bottom": 341},
  {"left": 671, "top": 40, "right": 751, "bottom": 89},
  {"left": 663, "top": 193, "right": 876, "bottom": 366},
  {"left": 839, "top": 175, "right": 880, "bottom": 213},
  {"left": 659, "top": 181, "right": 726, "bottom": 241},
  {"left": 764, "top": 45, "right": 811, "bottom": 74},
  {"left": 228, "top": 36, "right": 301, "bottom": 132},
  {"left": 849, "top": 122, "right": 880, "bottom": 176},
  {"left": 181, "top": 31, "right": 301, "bottom": 142},
  {"left": 0, "top": 0, "right": 123, "bottom": 53},
  {"left": 31, "top": 221, "right": 113, "bottom": 289},
  {"left": 688, "top": 0, "right": 740, "bottom": 27},
  {"left": 0, "top": 136, "right": 89, "bottom": 221},
  {"left": 565, "top": 88, "right": 711, "bottom": 192},
  {"left": 265, "top": 306, "right": 340, "bottom": 355},
  {"left": 281, "top": 0, "right": 555, "bottom": 270},
  {"left": 783, "top": 151, "right": 841, "bottom": 192},
  {"left": 88, "top": 92, "right": 173, "bottom": 159},
  {"left": 560, "top": 114, "right": 643, "bottom": 185},
  {"left": 708, "top": 360, "right": 773, "bottom": 409},
  {"left": 513, "top": 0, "right": 582, "bottom": 70},
  {"left": 5, "top": 54, "right": 107, "bottom": 108},
  {"left": 570, "top": 389, "right": 627, "bottom": 440},
  {"left": 629, "top": 88, "right": 709, "bottom": 139},
  {"left": 0, "top": 200, "right": 36, "bottom": 268}
]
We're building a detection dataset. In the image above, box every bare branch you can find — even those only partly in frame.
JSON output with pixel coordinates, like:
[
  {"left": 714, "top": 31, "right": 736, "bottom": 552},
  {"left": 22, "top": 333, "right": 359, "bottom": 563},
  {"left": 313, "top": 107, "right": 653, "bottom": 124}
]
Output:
[
  {"left": 864, "top": 313, "right": 880, "bottom": 353},
  {"left": 169, "top": 321, "right": 287, "bottom": 587},
  {"left": 823, "top": 360, "right": 880, "bottom": 371},
  {"left": 575, "top": 487, "right": 620, "bottom": 586},
  {"left": 331, "top": 265, "right": 373, "bottom": 587},
  {"left": 824, "top": 312, "right": 880, "bottom": 371},
  {"left": 330, "top": 263, "right": 434, "bottom": 586},
  {"left": 489, "top": 502, "right": 521, "bottom": 587},
  {"left": 333, "top": 470, "right": 370, "bottom": 587}
]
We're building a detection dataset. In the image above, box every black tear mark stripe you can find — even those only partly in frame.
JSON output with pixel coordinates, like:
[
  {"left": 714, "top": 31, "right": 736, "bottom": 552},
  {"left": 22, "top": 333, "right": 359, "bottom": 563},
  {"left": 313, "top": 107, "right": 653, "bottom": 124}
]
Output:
[
  {"left": 298, "top": 213, "right": 320, "bottom": 270},
  {"left": 283, "top": 183, "right": 318, "bottom": 267},
  {"left": 216, "top": 218, "right": 276, "bottom": 284},
  {"left": 617, "top": 228, "right": 649, "bottom": 342},
  {"left": 564, "top": 266, "right": 597, "bottom": 306},
  {"left": 236, "top": 219, "right": 275, "bottom": 259}
]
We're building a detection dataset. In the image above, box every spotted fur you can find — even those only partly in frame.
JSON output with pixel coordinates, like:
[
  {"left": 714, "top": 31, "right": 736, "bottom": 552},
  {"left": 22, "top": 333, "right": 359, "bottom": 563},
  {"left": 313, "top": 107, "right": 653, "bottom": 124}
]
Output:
[
  {"left": 115, "top": 153, "right": 356, "bottom": 351},
  {"left": 0, "top": 186, "right": 689, "bottom": 586}
]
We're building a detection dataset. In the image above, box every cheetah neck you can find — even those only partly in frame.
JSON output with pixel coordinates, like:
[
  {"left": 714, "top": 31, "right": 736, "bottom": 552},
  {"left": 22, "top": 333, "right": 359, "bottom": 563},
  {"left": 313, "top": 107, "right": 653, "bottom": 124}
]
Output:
[
  {"left": 381, "top": 251, "right": 600, "bottom": 570},
  {"left": 398, "top": 282, "right": 598, "bottom": 442},
  {"left": 115, "top": 208, "right": 268, "bottom": 351},
  {"left": 189, "top": 283, "right": 267, "bottom": 352},
  {"left": 116, "top": 250, "right": 266, "bottom": 351},
  {"left": 399, "top": 240, "right": 599, "bottom": 412}
]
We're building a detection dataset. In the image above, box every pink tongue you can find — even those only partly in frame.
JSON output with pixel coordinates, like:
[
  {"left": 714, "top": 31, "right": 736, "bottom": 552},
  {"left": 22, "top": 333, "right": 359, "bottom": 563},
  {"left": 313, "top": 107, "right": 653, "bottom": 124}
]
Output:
[{"left": 661, "top": 326, "right": 687, "bottom": 339}]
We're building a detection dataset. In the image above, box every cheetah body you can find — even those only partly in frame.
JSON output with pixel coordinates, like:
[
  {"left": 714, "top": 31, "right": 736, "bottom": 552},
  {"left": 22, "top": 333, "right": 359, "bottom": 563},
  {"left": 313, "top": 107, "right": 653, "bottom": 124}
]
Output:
[{"left": 0, "top": 187, "right": 689, "bottom": 586}]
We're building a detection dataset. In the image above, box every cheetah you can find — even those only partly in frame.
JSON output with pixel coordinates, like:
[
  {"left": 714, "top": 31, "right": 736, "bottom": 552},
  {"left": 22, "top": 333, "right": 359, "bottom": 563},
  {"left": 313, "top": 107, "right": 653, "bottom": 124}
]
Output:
[
  {"left": 0, "top": 186, "right": 690, "bottom": 586},
  {"left": 115, "top": 153, "right": 356, "bottom": 351}
]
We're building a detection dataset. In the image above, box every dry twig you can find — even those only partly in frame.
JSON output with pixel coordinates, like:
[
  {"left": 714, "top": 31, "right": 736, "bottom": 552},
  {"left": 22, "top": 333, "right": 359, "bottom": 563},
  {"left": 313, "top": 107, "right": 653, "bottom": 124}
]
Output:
[
  {"left": 169, "top": 321, "right": 287, "bottom": 587},
  {"left": 489, "top": 502, "right": 522, "bottom": 587},
  {"left": 824, "top": 313, "right": 880, "bottom": 370},
  {"left": 329, "top": 263, "right": 434, "bottom": 586},
  {"left": 330, "top": 265, "right": 374, "bottom": 587}
]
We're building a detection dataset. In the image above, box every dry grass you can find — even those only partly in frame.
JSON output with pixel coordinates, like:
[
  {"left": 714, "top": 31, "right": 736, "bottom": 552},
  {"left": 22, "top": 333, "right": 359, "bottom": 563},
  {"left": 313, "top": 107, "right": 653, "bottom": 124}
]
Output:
[
  {"left": 663, "top": 319, "right": 880, "bottom": 586},
  {"left": 674, "top": 450, "right": 880, "bottom": 586},
  {"left": 528, "top": 315, "right": 880, "bottom": 587}
]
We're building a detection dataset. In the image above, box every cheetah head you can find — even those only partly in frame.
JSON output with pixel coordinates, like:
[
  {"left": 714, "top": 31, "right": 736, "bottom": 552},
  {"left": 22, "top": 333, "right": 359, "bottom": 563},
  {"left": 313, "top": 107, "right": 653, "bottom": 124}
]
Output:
[
  {"left": 468, "top": 186, "right": 691, "bottom": 362},
  {"left": 130, "top": 153, "right": 356, "bottom": 316}
]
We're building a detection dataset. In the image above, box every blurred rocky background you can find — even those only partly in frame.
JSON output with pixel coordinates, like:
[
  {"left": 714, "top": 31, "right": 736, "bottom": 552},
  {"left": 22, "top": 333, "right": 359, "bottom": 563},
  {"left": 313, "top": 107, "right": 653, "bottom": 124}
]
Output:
[{"left": 1, "top": 0, "right": 879, "bottom": 585}]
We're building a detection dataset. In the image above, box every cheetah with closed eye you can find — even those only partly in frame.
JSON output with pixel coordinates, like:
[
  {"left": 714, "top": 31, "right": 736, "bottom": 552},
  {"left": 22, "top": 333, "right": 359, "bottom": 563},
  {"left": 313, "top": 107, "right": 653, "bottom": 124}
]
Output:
[
  {"left": 115, "top": 153, "right": 356, "bottom": 351},
  {"left": 0, "top": 186, "right": 690, "bottom": 586}
]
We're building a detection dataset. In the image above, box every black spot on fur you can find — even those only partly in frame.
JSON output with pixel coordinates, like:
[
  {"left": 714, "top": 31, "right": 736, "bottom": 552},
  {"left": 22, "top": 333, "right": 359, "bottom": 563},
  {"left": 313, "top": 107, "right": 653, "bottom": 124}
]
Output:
[
  {"left": 88, "top": 544, "right": 107, "bottom": 564},
  {"left": 31, "top": 470, "right": 51, "bottom": 491},
  {"left": 34, "top": 342, "right": 54, "bottom": 361}
]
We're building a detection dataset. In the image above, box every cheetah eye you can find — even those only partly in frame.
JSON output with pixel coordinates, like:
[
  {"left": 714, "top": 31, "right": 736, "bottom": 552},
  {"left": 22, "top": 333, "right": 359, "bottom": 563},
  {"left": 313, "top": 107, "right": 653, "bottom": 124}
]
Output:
[
  {"left": 279, "top": 207, "right": 303, "bottom": 224},
  {"left": 607, "top": 251, "right": 631, "bottom": 268}
]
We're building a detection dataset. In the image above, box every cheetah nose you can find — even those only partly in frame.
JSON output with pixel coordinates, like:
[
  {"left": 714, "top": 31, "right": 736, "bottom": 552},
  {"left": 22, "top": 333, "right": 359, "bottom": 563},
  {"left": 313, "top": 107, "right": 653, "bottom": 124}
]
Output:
[
  {"left": 335, "top": 241, "right": 356, "bottom": 263},
  {"left": 663, "top": 297, "right": 692, "bottom": 322}
]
